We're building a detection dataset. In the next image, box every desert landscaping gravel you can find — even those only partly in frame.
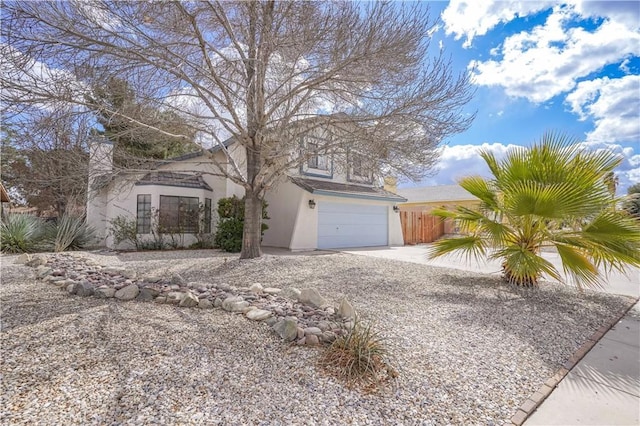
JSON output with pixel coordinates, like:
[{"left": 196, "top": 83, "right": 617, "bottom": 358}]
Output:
[{"left": 0, "top": 249, "right": 631, "bottom": 425}]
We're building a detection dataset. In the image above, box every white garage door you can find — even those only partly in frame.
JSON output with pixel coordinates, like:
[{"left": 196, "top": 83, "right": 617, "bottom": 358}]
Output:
[{"left": 317, "top": 202, "right": 388, "bottom": 249}]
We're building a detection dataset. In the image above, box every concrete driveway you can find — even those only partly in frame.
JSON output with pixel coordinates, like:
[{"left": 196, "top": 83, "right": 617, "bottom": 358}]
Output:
[
  {"left": 342, "top": 244, "right": 639, "bottom": 298},
  {"left": 343, "top": 244, "right": 640, "bottom": 425}
]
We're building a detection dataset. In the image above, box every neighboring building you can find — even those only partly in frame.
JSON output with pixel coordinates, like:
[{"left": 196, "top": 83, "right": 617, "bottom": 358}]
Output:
[
  {"left": 0, "top": 183, "right": 10, "bottom": 217},
  {"left": 87, "top": 129, "right": 406, "bottom": 250},
  {"left": 396, "top": 184, "right": 480, "bottom": 234}
]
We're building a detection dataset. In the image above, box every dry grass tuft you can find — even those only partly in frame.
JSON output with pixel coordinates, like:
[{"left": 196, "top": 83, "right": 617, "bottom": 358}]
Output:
[{"left": 320, "top": 318, "right": 398, "bottom": 392}]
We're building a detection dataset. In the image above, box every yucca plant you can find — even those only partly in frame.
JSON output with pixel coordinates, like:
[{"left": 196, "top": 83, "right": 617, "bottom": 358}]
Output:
[
  {"left": 320, "top": 318, "right": 397, "bottom": 390},
  {"left": 429, "top": 133, "right": 640, "bottom": 289},
  {"left": 0, "top": 214, "right": 48, "bottom": 253},
  {"left": 48, "top": 214, "right": 96, "bottom": 252}
]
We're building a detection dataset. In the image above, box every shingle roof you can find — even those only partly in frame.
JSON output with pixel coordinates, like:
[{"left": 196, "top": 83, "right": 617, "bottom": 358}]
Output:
[
  {"left": 168, "top": 137, "right": 235, "bottom": 162},
  {"left": 290, "top": 177, "right": 406, "bottom": 202},
  {"left": 135, "top": 172, "right": 213, "bottom": 191},
  {"left": 397, "top": 184, "right": 477, "bottom": 203}
]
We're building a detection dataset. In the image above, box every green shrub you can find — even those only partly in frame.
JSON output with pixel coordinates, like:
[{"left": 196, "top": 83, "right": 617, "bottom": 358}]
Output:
[
  {"left": 214, "top": 218, "right": 244, "bottom": 252},
  {"left": 0, "top": 214, "right": 48, "bottom": 253},
  {"left": 214, "top": 195, "right": 269, "bottom": 253},
  {"left": 49, "top": 214, "right": 96, "bottom": 252},
  {"left": 108, "top": 215, "right": 140, "bottom": 249},
  {"left": 320, "top": 318, "right": 397, "bottom": 391}
]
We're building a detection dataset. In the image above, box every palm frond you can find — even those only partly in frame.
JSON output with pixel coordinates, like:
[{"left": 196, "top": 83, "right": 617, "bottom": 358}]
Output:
[
  {"left": 458, "top": 176, "right": 498, "bottom": 210},
  {"left": 427, "top": 235, "right": 487, "bottom": 262},
  {"left": 555, "top": 244, "right": 601, "bottom": 290}
]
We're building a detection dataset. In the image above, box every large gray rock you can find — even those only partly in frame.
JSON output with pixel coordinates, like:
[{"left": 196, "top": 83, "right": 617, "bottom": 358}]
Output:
[
  {"left": 95, "top": 286, "right": 116, "bottom": 298},
  {"left": 249, "top": 283, "right": 264, "bottom": 294},
  {"left": 55, "top": 279, "right": 74, "bottom": 289},
  {"left": 166, "top": 291, "right": 186, "bottom": 305},
  {"left": 245, "top": 309, "right": 272, "bottom": 321},
  {"left": 137, "top": 288, "right": 159, "bottom": 301},
  {"left": 114, "top": 284, "right": 139, "bottom": 301},
  {"left": 263, "top": 287, "right": 281, "bottom": 295},
  {"left": 338, "top": 298, "right": 356, "bottom": 319},
  {"left": 320, "top": 331, "right": 337, "bottom": 343},
  {"left": 222, "top": 296, "right": 249, "bottom": 312},
  {"left": 179, "top": 292, "right": 199, "bottom": 308},
  {"left": 73, "top": 281, "right": 94, "bottom": 297},
  {"left": 305, "top": 334, "right": 320, "bottom": 346},
  {"left": 35, "top": 266, "right": 52, "bottom": 279},
  {"left": 303, "top": 327, "right": 323, "bottom": 336},
  {"left": 273, "top": 319, "right": 298, "bottom": 342},
  {"left": 26, "top": 255, "right": 46, "bottom": 267},
  {"left": 14, "top": 253, "right": 31, "bottom": 265},
  {"left": 298, "top": 288, "right": 328, "bottom": 308},
  {"left": 198, "top": 299, "right": 213, "bottom": 309},
  {"left": 281, "top": 287, "right": 301, "bottom": 300}
]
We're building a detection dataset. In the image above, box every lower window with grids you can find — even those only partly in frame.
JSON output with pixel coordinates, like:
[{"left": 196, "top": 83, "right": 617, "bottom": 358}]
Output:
[{"left": 159, "top": 195, "right": 200, "bottom": 233}]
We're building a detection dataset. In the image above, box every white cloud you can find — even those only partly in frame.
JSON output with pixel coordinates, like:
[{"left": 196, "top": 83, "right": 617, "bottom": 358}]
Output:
[
  {"left": 423, "top": 141, "right": 639, "bottom": 195},
  {"left": 565, "top": 75, "right": 640, "bottom": 144},
  {"left": 441, "top": 0, "right": 556, "bottom": 48},
  {"left": 441, "top": 0, "right": 639, "bottom": 49},
  {"left": 468, "top": 4, "right": 640, "bottom": 103}
]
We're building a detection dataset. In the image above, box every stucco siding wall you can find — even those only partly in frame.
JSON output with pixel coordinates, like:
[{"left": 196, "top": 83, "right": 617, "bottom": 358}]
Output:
[
  {"left": 262, "top": 180, "right": 304, "bottom": 249},
  {"left": 103, "top": 180, "right": 213, "bottom": 249}
]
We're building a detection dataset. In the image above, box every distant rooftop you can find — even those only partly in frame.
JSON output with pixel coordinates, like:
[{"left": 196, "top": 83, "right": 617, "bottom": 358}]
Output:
[{"left": 397, "top": 184, "right": 477, "bottom": 204}]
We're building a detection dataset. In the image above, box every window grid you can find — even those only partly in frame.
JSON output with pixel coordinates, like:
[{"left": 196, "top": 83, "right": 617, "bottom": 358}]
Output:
[
  {"left": 204, "top": 198, "right": 212, "bottom": 234},
  {"left": 159, "top": 195, "right": 199, "bottom": 233},
  {"left": 136, "top": 194, "right": 151, "bottom": 234}
]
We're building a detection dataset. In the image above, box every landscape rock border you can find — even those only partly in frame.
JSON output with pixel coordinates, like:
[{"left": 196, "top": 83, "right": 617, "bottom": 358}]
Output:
[{"left": 16, "top": 253, "right": 357, "bottom": 346}]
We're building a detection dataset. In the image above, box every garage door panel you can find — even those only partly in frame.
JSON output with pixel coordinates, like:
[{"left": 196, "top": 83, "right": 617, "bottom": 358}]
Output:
[{"left": 317, "top": 202, "right": 388, "bottom": 249}]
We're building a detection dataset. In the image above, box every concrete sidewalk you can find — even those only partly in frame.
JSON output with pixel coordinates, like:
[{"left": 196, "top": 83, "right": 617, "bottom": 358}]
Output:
[{"left": 343, "top": 245, "right": 640, "bottom": 425}]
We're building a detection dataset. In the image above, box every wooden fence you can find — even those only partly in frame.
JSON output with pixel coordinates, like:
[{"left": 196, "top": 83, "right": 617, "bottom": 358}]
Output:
[{"left": 400, "top": 211, "right": 445, "bottom": 245}]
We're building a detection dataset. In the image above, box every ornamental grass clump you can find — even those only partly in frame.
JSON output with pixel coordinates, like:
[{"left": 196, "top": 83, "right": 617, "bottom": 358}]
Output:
[
  {"left": 320, "top": 318, "right": 398, "bottom": 391},
  {"left": 48, "top": 214, "right": 96, "bottom": 252},
  {"left": 0, "top": 214, "right": 48, "bottom": 253}
]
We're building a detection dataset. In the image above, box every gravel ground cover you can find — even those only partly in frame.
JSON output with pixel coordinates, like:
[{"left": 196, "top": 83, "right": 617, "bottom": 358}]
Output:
[{"left": 0, "top": 249, "right": 631, "bottom": 425}]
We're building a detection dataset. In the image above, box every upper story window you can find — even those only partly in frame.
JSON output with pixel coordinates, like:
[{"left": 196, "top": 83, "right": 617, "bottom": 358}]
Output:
[
  {"left": 307, "top": 142, "right": 329, "bottom": 170},
  {"left": 301, "top": 136, "right": 332, "bottom": 177},
  {"left": 348, "top": 151, "right": 373, "bottom": 183}
]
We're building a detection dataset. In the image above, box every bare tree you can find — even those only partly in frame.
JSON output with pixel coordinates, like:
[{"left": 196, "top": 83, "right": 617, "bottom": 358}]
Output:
[
  {"left": 1, "top": 1, "right": 475, "bottom": 258},
  {"left": 1, "top": 106, "right": 91, "bottom": 217}
]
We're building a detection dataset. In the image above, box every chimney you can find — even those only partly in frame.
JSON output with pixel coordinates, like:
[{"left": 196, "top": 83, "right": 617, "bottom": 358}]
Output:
[
  {"left": 86, "top": 137, "right": 114, "bottom": 247},
  {"left": 383, "top": 176, "right": 397, "bottom": 193},
  {"left": 88, "top": 137, "right": 114, "bottom": 176}
]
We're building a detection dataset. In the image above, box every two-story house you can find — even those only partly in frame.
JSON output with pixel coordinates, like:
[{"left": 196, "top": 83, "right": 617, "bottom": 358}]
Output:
[{"left": 86, "top": 127, "right": 406, "bottom": 251}]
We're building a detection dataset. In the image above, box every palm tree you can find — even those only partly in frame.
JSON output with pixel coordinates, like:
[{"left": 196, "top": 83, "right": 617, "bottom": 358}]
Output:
[
  {"left": 604, "top": 171, "right": 619, "bottom": 199},
  {"left": 428, "top": 133, "right": 640, "bottom": 289}
]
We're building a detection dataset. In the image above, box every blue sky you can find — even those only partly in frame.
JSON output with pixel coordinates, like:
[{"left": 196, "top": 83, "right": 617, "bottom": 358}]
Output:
[{"left": 407, "top": 0, "right": 640, "bottom": 194}]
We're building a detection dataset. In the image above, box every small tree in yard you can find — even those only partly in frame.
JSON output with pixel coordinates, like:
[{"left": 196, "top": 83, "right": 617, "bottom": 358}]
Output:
[
  {"left": 623, "top": 183, "right": 640, "bottom": 219},
  {"left": 428, "top": 133, "right": 640, "bottom": 289},
  {"left": 215, "top": 195, "right": 269, "bottom": 253},
  {"left": 1, "top": 1, "right": 475, "bottom": 259}
]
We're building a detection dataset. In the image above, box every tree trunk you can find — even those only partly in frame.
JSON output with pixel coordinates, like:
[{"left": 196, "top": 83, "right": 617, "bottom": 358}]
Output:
[{"left": 240, "top": 190, "right": 263, "bottom": 259}]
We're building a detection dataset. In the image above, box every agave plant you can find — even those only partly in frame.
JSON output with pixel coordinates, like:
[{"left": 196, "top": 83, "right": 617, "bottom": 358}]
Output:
[
  {"left": 0, "top": 214, "right": 48, "bottom": 253},
  {"left": 49, "top": 214, "right": 96, "bottom": 252},
  {"left": 428, "top": 133, "right": 640, "bottom": 289}
]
